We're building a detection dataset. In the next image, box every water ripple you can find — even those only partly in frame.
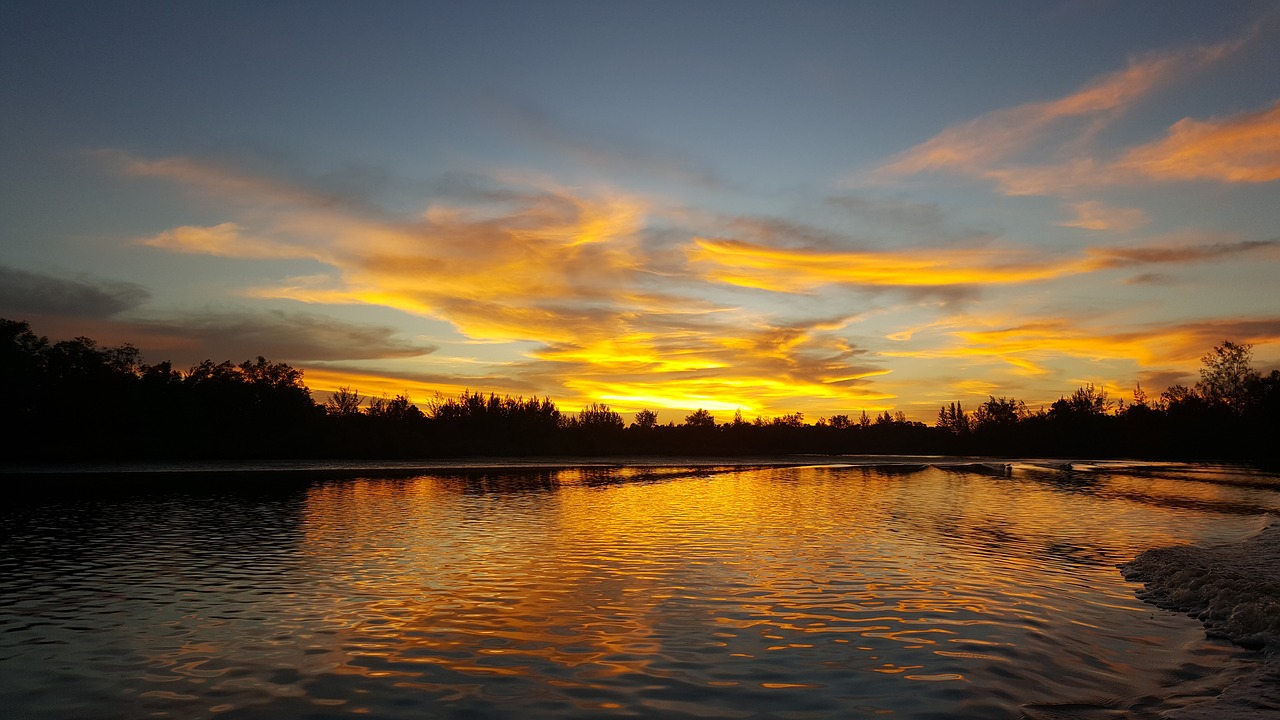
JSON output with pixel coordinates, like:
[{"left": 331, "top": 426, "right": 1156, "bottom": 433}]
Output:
[{"left": 1, "top": 463, "right": 1276, "bottom": 718}]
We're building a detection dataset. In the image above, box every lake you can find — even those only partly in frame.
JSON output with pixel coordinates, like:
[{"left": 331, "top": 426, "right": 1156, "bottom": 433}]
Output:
[{"left": 2, "top": 459, "right": 1278, "bottom": 719}]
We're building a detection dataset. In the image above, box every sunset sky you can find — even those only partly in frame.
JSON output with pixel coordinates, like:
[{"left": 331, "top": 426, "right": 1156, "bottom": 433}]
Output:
[{"left": 3, "top": 1, "right": 1279, "bottom": 422}]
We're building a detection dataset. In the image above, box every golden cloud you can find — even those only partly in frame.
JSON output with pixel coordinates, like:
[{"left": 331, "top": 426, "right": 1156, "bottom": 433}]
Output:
[
  {"left": 121, "top": 149, "right": 1278, "bottom": 421},
  {"left": 687, "top": 238, "right": 1073, "bottom": 292},
  {"left": 123, "top": 154, "right": 903, "bottom": 416},
  {"left": 884, "top": 317, "right": 1280, "bottom": 379},
  {"left": 686, "top": 236, "right": 1275, "bottom": 293}
]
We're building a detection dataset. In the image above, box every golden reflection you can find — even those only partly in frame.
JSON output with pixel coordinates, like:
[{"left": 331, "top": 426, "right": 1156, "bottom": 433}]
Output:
[
  {"left": 292, "top": 463, "right": 1232, "bottom": 707},
  {"left": 302, "top": 466, "right": 1162, "bottom": 681}
]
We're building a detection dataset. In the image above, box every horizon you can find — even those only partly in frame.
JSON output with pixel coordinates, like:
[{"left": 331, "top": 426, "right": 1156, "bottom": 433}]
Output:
[{"left": 3, "top": 2, "right": 1279, "bottom": 422}]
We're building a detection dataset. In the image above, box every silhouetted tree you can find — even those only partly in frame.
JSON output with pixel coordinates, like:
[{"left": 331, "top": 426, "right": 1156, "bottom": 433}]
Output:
[
  {"left": 4, "top": 318, "right": 1277, "bottom": 463},
  {"left": 576, "top": 403, "right": 624, "bottom": 429},
  {"left": 972, "top": 396, "right": 1027, "bottom": 429},
  {"left": 325, "top": 386, "right": 363, "bottom": 416},
  {"left": 367, "top": 393, "right": 424, "bottom": 421},
  {"left": 1197, "top": 341, "right": 1260, "bottom": 411},
  {"left": 937, "top": 402, "right": 969, "bottom": 434},
  {"left": 684, "top": 408, "right": 716, "bottom": 428},
  {"left": 773, "top": 412, "right": 804, "bottom": 427},
  {"left": 1131, "top": 381, "right": 1149, "bottom": 409},
  {"left": 1049, "top": 384, "right": 1111, "bottom": 419}
]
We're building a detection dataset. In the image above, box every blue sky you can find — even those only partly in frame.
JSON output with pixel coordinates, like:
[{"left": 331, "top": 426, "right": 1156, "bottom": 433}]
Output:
[{"left": 3, "top": 1, "right": 1279, "bottom": 421}]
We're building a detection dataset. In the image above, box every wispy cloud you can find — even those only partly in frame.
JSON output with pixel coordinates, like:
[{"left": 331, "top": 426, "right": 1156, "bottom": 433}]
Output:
[
  {"left": 825, "top": 194, "right": 950, "bottom": 235},
  {"left": 1083, "top": 238, "right": 1280, "bottom": 269},
  {"left": 1057, "top": 201, "right": 1147, "bottom": 232},
  {"left": 502, "top": 101, "right": 724, "bottom": 189},
  {"left": 140, "top": 222, "right": 319, "bottom": 259},
  {"left": 1117, "top": 99, "right": 1280, "bottom": 183},
  {"left": 874, "top": 40, "right": 1238, "bottom": 180},
  {"left": 869, "top": 35, "right": 1259, "bottom": 198}
]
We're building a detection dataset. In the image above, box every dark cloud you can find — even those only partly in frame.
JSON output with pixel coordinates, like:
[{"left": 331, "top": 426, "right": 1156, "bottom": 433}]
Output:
[
  {"left": 1138, "top": 369, "right": 1195, "bottom": 394},
  {"left": 0, "top": 265, "right": 150, "bottom": 318},
  {"left": 125, "top": 310, "right": 436, "bottom": 365},
  {"left": 502, "top": 100, "right": 725, "bottom": 189},
  {"left": 723, "top": 215, "right": 848, "bottom": 249},
  {"left": 1124, "top": 273, "right": 1175, "bottom": 285},
  {"left": 1088, "top": 239, "right": 1280, "bottom": 269},
  {"left": 825, "top": 194, "right": 948, "bottom": 233},
  {"left": 1178, "top": 318, "right": 1280, "bottom": 343}
]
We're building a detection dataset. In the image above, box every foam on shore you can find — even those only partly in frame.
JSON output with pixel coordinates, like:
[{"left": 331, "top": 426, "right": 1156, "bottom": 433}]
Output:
[{"left": 1122, "top": 520, "right": 1280, "bottom": 718}]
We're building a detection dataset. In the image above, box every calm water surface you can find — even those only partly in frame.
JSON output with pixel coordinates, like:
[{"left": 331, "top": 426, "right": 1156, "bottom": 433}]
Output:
[{"left": 2, "top": 461, "right": 1278, "bottom": 719}]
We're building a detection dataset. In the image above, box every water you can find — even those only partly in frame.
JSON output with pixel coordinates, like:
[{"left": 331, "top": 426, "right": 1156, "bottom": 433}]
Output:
[{"left": 2, "top": 460, "right": 1278, "bottom": 719}]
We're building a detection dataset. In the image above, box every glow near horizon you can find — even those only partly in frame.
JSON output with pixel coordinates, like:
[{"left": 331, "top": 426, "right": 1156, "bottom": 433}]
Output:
[{"left": 1, "top": 3, "right": 1279, "bottom": 423}]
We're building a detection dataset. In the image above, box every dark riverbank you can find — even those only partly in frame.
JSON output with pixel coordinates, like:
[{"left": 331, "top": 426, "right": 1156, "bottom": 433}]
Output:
[{"left": 4, "top": 319, "right": 1278, "bottom": 466}]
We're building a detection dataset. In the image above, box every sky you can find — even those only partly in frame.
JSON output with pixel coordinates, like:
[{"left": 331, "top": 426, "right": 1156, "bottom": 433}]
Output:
[{"left": 2, "top": 1, "right": 1279, "bottom": 423}]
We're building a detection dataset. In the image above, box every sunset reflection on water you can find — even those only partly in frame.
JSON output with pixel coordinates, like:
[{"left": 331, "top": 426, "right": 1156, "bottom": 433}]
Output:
[
  {"left": 2, "top": 462, "right": 1277, "bottom": 719},
  {"left": 277, "top": 464, "right": 1276, "bottom": 717}
]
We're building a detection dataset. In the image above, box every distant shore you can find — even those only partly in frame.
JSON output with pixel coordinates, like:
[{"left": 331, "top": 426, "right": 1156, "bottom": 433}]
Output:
[{"left": 0, "top": 455, "right": 1200, "bottom": 486}]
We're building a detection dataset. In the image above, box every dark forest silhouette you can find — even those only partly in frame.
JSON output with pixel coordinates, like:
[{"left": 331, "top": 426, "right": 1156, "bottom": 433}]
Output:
[{"left": 2, "top": 318, "right": 1276, "bottom": 464}]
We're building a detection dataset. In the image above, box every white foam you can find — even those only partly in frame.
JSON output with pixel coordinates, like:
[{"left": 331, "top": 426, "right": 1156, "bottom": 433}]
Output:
[{"left": 1123, "top": 521, "right": 1280, "bottom": 717}]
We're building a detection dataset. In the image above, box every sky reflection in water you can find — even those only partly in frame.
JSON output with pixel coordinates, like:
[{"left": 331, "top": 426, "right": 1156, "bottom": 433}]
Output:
[{"left": 1, "top": 463, "right": 1277, "bottom": 719}]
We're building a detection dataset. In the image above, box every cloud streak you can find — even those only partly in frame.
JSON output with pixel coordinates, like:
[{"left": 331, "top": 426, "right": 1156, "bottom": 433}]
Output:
[
  {"left": 0, "top": 265, "right": 150, "bottom": 319},
  {"left": 502, "top": 101, "right": 724, "bottom": 189},
  {"left": 686, "top": 236, "right": 1278, "bottom": 293},
  {"left": 123, "top": 310, "right": 436, "bottom": 365}
]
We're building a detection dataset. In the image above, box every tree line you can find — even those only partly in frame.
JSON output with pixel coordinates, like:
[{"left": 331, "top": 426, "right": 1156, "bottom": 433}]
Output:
[{"left": 2, "top": 318, "right": 1276, "bottom": 463}]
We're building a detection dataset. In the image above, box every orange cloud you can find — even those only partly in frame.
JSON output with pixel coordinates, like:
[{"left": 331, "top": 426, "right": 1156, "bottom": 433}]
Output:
[
  {"left": 1056, "top": 201, "right": 1147, "bottom": 232},
  {"left": 988, "top": 99, "right": 1280, "bottom": 195},
  {"left": 868, "top": 35, "right": 1275, "bottom": 202},
  {"left": 1117, "top": 100, "right": 1280, "bottom": 183}
]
